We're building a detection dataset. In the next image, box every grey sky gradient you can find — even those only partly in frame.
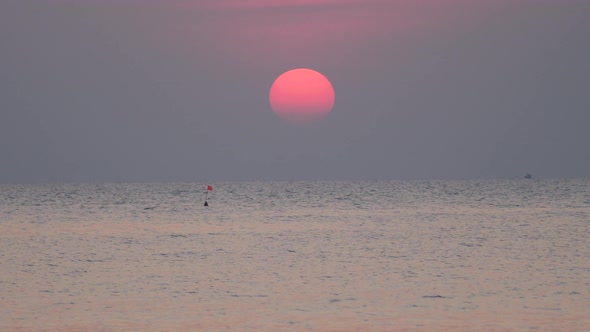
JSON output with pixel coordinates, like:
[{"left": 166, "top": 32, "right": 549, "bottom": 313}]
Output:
[{"left": 1, "top": 0, "right": 589, "bottom": 183}]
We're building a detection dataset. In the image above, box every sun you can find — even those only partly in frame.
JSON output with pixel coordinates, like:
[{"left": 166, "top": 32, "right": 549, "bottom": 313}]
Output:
[{"left": 269, "top": 68, "right": 335, "bottom": 124}]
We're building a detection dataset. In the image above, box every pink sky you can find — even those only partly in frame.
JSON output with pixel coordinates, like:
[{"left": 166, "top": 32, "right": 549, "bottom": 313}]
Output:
[{"left": 164, "top": 0, "right": 506, "bottom": 69}]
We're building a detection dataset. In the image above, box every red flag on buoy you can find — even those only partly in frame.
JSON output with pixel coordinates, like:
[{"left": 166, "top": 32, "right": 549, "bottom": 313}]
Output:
[{"left": 207, "top": 185, "right": 213, "bottom": 191}]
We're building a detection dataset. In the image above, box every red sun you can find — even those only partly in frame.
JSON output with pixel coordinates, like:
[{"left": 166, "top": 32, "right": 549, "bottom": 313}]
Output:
[{"left": 269, "top": 68, "right": 335, "bottom": 124}]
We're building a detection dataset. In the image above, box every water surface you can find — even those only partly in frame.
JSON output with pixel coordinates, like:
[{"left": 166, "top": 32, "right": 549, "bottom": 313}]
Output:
[{"left": 1, "top": 179, "right": 589, "bottom": 331}]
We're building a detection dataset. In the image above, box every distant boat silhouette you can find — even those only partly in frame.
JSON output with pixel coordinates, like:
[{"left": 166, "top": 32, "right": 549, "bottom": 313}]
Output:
[{"left": 524, "top": 173, "right": 532, "bottom": 179}]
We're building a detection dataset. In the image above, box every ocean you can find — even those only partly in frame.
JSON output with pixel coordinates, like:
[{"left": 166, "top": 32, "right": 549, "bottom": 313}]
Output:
[{"left": 1, "top": 179, "right": 589, "bottom": 331}]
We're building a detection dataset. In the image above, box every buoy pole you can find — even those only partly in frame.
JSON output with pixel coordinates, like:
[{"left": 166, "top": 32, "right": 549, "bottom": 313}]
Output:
[{"left": 204, "top": 184, "right": 212, "bottom": 207}]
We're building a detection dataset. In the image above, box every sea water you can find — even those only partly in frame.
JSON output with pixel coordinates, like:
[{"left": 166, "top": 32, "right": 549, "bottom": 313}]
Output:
[{"left": 1, "top": 179, "right": 589, "bottom": 331}]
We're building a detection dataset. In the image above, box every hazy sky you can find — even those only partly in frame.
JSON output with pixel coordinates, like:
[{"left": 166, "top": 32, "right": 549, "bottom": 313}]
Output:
[{"left": 2, "top": 0, "right": 589, "bottom": 183}]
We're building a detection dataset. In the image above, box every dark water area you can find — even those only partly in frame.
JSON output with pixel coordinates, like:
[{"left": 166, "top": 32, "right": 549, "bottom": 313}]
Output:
[{"left": 1, "top": 179, "right": 589, "bottom": 331}]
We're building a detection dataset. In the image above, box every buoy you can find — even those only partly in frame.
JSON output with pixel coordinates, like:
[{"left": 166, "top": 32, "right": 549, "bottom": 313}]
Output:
[{"left": 204, "top": 201, "right": 209, "bottom": 207}]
